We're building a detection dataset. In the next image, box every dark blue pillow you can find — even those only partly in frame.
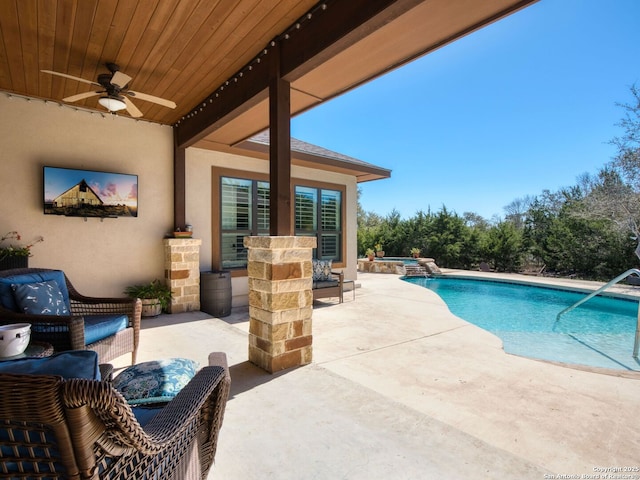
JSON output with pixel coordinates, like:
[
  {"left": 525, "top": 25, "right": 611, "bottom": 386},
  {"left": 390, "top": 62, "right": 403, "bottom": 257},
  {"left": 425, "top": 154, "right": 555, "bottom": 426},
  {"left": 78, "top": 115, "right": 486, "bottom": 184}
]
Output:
[
  {"left": 0, "top": 271, "right": 70, "bottom": 312},
  {"left": 0, "top": 350, "right": 101, "bottom": 380},
  {"left": 11, "top": 280, "right": 70, "bottom": 315}
]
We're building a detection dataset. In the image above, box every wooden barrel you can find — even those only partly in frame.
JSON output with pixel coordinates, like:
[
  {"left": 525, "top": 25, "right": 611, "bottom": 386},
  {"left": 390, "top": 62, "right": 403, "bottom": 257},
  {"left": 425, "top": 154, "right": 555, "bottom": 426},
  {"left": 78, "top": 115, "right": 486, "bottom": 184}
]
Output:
[{"left": 200, "top": 271, "right": 232, "bottom": 317}]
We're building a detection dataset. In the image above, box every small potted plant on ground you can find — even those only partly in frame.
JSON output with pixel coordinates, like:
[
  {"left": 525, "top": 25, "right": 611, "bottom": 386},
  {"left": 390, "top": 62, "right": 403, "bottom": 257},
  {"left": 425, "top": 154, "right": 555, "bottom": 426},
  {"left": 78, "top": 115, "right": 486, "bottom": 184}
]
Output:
[
  {"left": 366, "top": 248, "right": 375, "bottom": 261},
  {"left": 375, "top": 242, "right": 385, "bottom": 258},
  {"left": 124, "top": 279, "right": 172, "bottom": 317},
  {"left": 410, "top": 247, "right": 421, "bottom": 258}
]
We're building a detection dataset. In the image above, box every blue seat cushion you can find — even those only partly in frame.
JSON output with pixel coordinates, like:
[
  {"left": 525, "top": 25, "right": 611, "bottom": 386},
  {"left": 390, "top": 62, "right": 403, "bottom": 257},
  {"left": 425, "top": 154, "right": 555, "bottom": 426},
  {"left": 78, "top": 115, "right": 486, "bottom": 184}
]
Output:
[
  {"left": 83, "top": 314, "right": 129, "bottom": 345},
  {"left": 113, "top": 358, "right": 198, "bottom": 406},
  {"left": 0, "top": 270, "right": 70, "bottom": 312},
  {"left": 131, "top": 405, "right": 163, "bottom": 427},
  {"left": 0, "top": 350, "right": 101, "bottom": 380},
  {"left": 11, "top": 280, "right": 70, "bottom": 315}
]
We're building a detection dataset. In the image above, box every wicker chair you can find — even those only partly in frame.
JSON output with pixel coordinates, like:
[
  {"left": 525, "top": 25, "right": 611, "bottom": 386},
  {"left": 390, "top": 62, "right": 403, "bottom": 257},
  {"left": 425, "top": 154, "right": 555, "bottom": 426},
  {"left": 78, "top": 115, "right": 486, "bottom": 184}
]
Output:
[
  {"left": 0, "top": 268, "right": 141, "bottom": 364},
  {"left": 0, "top": 352, "right": 230, "bottom": 479}
]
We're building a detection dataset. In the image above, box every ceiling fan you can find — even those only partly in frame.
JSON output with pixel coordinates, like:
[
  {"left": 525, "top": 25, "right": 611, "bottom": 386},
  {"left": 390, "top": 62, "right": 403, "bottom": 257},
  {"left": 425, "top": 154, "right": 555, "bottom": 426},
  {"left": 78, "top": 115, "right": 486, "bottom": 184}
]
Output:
[{"left": 41, "top": 62, "right": 176, "bottom": 118}]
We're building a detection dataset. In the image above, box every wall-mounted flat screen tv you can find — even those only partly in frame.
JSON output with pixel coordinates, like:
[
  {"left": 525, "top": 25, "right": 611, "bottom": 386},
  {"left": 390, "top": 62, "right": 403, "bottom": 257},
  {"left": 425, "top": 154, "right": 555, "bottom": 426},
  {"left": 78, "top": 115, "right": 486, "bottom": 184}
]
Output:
[{"left": 44, "top": 166, "right": 138, "bottom": 218}]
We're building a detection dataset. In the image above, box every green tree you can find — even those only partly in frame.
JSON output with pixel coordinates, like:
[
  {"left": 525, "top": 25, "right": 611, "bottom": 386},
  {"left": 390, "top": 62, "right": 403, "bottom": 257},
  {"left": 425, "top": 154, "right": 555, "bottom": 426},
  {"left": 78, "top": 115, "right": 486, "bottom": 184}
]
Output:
[
  {"left": 573, "top": 85, "right": 640, "bottom": 261},
  {"left": 482, "top": 221, "right": 523, "bottom": 272},
  {"left": 425, "top": 207, "right": 468, "bottom": 268}
]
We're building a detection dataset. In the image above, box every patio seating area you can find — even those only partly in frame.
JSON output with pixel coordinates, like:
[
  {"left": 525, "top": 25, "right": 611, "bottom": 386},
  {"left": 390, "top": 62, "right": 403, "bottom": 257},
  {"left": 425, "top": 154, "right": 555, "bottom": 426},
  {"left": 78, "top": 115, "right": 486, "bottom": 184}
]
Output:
[
  {"left": 0, "top": 268, "right": 141, "bottom": 364},
  {"left": 110, "top": 271, "right": 640, "bottom": 479},
  {"left": 0, "top": 351, "right": 230, "bottom": 479}
]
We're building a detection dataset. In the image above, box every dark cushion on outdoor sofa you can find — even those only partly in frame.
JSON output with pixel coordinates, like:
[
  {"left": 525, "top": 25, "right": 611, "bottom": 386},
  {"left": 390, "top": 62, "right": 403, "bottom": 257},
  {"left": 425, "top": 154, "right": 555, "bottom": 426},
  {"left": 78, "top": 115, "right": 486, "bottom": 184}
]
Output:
[
  {"left": 0, "top": 270, "right": 70, "bottom": 312},
  {"left": 0, "top": 350, "right": 101, "bottom": 380},
  {"left": 313, "top": 280, "right": 339, "bottom": 289}
]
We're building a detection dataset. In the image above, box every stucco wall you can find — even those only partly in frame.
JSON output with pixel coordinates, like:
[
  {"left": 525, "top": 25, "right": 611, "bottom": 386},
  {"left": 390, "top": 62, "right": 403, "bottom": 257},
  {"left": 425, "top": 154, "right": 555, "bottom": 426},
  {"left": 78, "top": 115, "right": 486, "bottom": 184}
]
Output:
[
  {"left": 0, "top": 94, "right": 359, "bottom": 306},
  {"left": 186, "top": 147, "right": 358, "bottom": 307},
  {"left": 0, "top": 94, "right": 174, "bottom": 297}
]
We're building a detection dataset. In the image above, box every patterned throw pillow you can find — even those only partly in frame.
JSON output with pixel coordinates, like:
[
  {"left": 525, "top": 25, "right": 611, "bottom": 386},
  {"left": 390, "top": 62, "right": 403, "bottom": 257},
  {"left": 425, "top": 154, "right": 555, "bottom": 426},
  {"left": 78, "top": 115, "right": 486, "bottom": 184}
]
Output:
[
  {"left": 11, "top": 280, "right": 70, "bottom": 315},
  {"left": 113, "top": 358, "right": 199, "bottom": 405},
  {"left": 312, "top": 259, "right": 332, "bottom": 281}
]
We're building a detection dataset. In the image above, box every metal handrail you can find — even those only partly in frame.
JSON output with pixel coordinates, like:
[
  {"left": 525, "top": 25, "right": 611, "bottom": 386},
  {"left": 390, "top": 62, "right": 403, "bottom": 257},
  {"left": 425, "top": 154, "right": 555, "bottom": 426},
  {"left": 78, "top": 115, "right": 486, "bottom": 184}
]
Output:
[{"left": 554, "top": 268, "right": 640, "bottom": 358}]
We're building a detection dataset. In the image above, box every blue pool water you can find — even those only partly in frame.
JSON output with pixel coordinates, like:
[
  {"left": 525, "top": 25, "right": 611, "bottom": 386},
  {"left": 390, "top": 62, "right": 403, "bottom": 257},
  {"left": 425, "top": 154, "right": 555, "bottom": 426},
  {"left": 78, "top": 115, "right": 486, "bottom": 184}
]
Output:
[{"left": 404, "top": 276, "right": 640, "bottom": 371}]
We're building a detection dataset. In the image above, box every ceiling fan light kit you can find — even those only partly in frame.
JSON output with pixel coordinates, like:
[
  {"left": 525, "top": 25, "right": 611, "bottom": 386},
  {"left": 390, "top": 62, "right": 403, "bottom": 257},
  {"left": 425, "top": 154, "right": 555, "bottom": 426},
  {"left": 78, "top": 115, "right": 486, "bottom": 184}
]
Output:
[
  {"left": 98, "top": 97, "right": 127, "bottom": 112},
  {"left": 41, "top": 63, "right": 176, "bottom": 119}
]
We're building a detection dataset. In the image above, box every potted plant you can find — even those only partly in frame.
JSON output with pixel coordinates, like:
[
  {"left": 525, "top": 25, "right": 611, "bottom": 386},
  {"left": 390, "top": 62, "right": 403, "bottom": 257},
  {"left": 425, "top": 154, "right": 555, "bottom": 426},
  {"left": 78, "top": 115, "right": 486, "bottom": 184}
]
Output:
[
  {"left": 0, "top": 231, "right": 44, "bottom": 271},
  {"left": 124, "top": 279, "right": 172, "bottom": 317},
  {"left": 374, "top": 242, "right": 385, "bottom": 258},
  {"left": 365, "top": 248, "right": 375, "bottom": 261},
  {"left": 410, "top": 247, "right": 421, "bottom": 258}
]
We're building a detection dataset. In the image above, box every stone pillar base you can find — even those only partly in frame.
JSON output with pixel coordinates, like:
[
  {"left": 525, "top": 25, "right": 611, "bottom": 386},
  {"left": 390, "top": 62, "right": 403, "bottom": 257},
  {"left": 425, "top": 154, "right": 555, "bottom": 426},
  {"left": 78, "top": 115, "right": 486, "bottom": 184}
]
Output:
[
  {"left": 244, "top": 236, "right": 316, "bottom": 373},
  {"left": 163, "top": 238, "right": 201, "bottom": 313}
]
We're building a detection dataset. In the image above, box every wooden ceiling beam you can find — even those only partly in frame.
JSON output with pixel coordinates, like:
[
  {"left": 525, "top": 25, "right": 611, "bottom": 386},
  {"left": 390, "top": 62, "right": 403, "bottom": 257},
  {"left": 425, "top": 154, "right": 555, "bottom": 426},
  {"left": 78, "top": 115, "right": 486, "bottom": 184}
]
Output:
[
  {"left": 279, "top": 0, "right": 423, "bottom": 80},
  {"left": 174, "top": 0, "right": 419, "bottom": 149},
  {"left": 174, "top": 50, "right": 271, "bottom": 148}
]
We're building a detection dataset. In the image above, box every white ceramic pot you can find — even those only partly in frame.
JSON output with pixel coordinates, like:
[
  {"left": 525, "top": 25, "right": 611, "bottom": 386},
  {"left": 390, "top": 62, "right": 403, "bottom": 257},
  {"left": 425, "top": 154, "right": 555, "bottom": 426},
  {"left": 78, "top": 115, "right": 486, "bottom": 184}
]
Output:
[{"left": 0, "top": 323, "right": 31, "bottom": 357}]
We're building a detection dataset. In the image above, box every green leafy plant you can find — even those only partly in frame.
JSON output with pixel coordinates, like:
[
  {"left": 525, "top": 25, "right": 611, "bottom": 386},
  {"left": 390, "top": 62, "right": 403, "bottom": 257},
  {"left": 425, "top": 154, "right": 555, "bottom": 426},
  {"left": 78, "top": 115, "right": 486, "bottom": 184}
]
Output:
[
  {"left": 410, "top": 247, "right": 421, "bottom": 256},
  {"left": 124, "top": 279, "right": 172, "bottom": 312},
  {"left": 365, "top": 248, "right": 375, "bottom": 257},
  {"left": 374, "top": 242, "right": 383, "bottom": 252},
  {"left": 0, "top": 231, "right": 44, "bottom": 261}
]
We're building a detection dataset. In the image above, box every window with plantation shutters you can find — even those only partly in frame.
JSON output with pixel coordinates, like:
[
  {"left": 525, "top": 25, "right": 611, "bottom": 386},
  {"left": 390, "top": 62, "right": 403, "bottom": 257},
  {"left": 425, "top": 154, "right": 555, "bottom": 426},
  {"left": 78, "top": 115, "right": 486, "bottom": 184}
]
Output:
[
  {"left": 295, "top": 186, "right": 342, "bottom": 261},
  {"left": 295, "top": 186, "right": 316, "bottom": 232},
  {"left": 220, "top": 177, "right": 270, "bottom": 269},
  {"left": 256, "top": 181, "right": 270, "bottom": 231},
  {"left": 320, "top": 189, "right": 341, "bottom": 259},
  {"left": 219, "top": 174, "right": 343, "bottom": 269}
]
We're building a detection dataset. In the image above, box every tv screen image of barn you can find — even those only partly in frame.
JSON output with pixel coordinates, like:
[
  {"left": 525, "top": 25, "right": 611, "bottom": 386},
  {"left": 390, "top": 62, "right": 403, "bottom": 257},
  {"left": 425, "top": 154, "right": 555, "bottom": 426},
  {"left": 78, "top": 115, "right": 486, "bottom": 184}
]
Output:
[{"left": 43, "top": 166, "right": 138, "bottom": 218}]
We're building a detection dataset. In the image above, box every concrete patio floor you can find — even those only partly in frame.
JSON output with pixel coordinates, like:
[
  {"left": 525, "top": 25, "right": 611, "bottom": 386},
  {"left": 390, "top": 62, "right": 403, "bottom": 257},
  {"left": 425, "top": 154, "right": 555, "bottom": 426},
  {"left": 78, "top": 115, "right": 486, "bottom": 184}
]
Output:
[{"left": 112, "top": 271, "right": 640, "bottom": 479}]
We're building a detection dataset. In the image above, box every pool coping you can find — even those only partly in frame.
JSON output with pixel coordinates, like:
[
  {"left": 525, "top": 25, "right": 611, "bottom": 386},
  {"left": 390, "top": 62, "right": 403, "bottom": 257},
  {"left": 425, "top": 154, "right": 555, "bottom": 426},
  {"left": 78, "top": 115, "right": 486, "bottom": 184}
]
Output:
[{"left": 438, "top": 269, "right": 640, "bottom": 301}]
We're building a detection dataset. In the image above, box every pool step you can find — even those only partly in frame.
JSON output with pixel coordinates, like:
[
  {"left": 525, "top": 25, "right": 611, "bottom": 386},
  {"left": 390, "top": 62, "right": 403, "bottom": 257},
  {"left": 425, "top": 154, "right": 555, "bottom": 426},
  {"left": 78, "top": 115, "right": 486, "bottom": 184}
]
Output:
[{"left": 405, "top": 265, "right": 429, "bottom": 277}]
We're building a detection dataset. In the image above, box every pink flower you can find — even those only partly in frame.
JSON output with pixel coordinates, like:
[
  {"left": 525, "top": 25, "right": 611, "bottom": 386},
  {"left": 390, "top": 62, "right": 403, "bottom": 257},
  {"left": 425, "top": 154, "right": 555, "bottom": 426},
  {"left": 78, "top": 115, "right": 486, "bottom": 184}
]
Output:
[{"left": 0, "top": 231, "right": 44, "bottom": 259}]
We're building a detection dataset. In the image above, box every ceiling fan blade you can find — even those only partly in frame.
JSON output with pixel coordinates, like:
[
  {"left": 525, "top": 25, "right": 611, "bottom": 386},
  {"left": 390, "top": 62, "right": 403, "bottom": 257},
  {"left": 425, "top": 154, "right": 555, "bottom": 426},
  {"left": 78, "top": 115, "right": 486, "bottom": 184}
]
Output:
[
  {"left": 63, "top": 91, "right": 102, "bottom": 103},
  {"left": 127, "top": 90, "right": 176, "bottom": 109},
  {"left": 111, "top": 71, "right": 132, "bottom": 88},
  {"left": 41, "top": 70, "right": 100, "bottom": 87},
  {"left": 122, "top": 96, "right": 143, "bottom": 118}
]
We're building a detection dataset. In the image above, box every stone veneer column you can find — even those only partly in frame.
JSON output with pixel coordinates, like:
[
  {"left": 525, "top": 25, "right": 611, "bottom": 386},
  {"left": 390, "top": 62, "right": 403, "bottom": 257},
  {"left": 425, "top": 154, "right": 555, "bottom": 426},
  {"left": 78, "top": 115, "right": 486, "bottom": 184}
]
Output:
[
  {"left": 163, "top": 238, "right": 202, "bottom": 313},
  {"left": 244, "top": 236, "right": 316, "bottom": 373}
]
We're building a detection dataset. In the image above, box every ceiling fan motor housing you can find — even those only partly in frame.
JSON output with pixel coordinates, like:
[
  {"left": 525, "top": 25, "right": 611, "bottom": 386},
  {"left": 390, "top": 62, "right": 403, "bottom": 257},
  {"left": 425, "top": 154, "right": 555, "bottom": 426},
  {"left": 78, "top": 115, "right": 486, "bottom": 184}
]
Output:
[{"left": 98, "top": 73, "right": 120, "bottom": 94}]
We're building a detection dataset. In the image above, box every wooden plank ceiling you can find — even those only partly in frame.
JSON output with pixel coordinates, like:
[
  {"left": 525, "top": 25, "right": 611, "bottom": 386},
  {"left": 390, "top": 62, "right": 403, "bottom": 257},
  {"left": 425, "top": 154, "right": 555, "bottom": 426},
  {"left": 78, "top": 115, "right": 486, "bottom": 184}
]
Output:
[{"left": 0, "top": 0, "right": 537, "bottom": 151}]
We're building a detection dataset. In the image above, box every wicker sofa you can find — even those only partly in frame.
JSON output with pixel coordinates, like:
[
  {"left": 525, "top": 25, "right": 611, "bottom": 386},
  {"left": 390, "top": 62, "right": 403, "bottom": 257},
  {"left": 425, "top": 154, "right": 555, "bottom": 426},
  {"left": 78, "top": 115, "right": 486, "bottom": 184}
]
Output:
[
  {"left": 0, "top": 351, "right": 230, "bottom": 479},
  {"left": 0, "top": 268, "right": 141, "bottom": 364}
]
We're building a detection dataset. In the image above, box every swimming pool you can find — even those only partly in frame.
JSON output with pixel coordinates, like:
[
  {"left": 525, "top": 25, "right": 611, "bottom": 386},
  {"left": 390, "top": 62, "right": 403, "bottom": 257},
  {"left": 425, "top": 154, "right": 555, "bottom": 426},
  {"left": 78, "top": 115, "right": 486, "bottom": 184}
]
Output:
[
  {"left": 404, "top": 276, "right": 640, "bottom": 371},
  {"left": 374, "top": 257, "right": 418, "bottom": 265}
]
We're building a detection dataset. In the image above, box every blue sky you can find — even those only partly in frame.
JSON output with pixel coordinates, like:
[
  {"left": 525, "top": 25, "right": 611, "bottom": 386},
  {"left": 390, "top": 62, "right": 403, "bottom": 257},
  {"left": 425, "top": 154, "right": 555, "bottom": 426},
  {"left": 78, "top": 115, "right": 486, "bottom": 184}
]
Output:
[{"left": 291, "top": 0, "right": 640, "bottom": 220}]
